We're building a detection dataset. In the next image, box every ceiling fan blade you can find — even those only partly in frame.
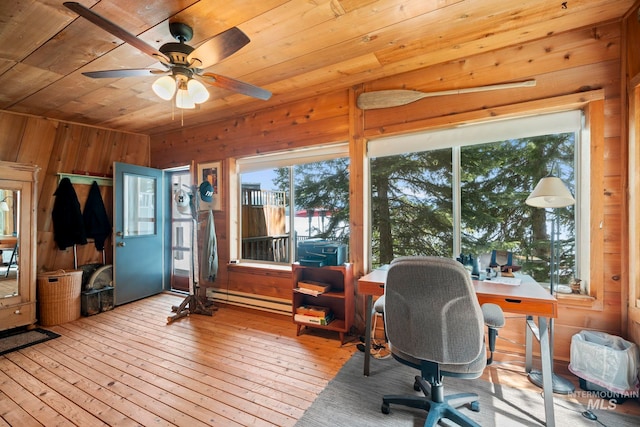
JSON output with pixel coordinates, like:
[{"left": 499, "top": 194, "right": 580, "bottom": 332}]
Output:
[
  {"left": 188, "top": 27, "right": 250, "bottom": 69},
  {"left": 63, "top": 2, "right": 169, "bottom": 62},
  {"left": 200, "top": 73, "right": 271, "bottom": 100},
  {"left": 83, "top": 69, "right": 168, "bottom": 78},
  {"left": 357, "top": 80, "right": 537, "bottom": 110}
]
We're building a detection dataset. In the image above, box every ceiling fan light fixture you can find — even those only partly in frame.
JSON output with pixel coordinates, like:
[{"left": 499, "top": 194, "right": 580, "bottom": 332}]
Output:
[
  {"left": 187, "top": 79, "right": 209, "bottom": 104},
  {"left": 175, "top": 87, "right": 196, "bottom": 109},
  {"left": 152, "top": 75, "right": 176, "bottom": 100},
  {"left": 63, "top": 3, "right": 271, "bottom": 110}
]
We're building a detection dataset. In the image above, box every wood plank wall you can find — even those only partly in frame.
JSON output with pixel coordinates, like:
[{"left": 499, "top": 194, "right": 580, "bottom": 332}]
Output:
[
  {"left": 0, "top": 112, "right": 150, "bottom": 272},
  {"left": 151, "top": 90, "right": 350, "bottom": 298},
  {"left": 151, "top": 20, "right": 631, "bottom": 362},
  {"left": 624, "top": 2, "right": 640, "bottom": 348}
]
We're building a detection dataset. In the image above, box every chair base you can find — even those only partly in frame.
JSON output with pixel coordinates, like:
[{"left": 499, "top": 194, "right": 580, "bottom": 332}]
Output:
[
  {"left": 528, "top": 369, "right": 575, "bottom": 394},
  {"left": 381, "top": 376, "right": 481, "bottom": 427}
]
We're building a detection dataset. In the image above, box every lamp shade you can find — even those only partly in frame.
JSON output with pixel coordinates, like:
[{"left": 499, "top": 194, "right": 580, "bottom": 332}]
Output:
[
  {"left": 526, "top": 176, "right": 575, "bottom": 208},
  {"left": 187, "top": 79, "right": 209, "bottom": 104},
  {"left": 175, "top": 88, "right": 196, "bottom": 109},
  {"left": 152, "top": 75, "right": 177, "bottom": 101}
]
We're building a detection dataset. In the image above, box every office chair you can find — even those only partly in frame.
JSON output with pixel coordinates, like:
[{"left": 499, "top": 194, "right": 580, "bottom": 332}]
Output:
[
  {"left": 380, "top": 256, "right": 489, "bottom": 427},
  {"left": 371, "top": 295, "right": 387, "bottom": 354},
  {"left": 371, "top": 281, "right": 504, "bottom": 366},
  {"left": 482, "top": 302, "right": 504, "bottom": 365},
  {"left": 358, "top": 296, "right": 387, "bottom": 355}
]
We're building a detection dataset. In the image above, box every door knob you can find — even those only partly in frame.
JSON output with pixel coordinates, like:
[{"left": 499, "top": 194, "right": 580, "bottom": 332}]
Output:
[{"left": 117, "top": 242, "right": 126, "bottom": 247}]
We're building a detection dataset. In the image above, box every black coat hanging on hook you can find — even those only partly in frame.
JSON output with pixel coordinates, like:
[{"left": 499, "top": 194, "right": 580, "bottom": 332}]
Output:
[
  {"left": 83, "top": 180, "right": 112, "bottom": 251},
  {"left": 52, "top": 177, "right": 87, "bottom": 250}
]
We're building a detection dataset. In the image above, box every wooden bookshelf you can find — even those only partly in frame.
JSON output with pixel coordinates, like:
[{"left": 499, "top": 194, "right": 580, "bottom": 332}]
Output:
[{"left": 292, "top": 263, "right": 353, "bottom": 344}]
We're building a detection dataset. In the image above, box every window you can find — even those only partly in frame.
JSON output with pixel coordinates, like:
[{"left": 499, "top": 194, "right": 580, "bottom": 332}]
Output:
[
  {"left": 168, "top": 169, "right": 192, "bottom": 293},
  {"left": 235, "top": 144, "right": 350, "bottom": 265},
  {"left": 368, "top": 111, "right": 588, "bottom": 289}
]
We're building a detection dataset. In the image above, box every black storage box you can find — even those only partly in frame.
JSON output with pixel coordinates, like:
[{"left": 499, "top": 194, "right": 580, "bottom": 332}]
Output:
[
  {"left": 81, "top": 286, "right": 114, "bottom": 316},
  {"left": 297, "top": 239, "right": 347, "bottom": 266}
]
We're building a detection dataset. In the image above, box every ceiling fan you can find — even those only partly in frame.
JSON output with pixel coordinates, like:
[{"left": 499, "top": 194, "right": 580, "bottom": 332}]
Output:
[{"left": 63, "top": 2, "right": 271, "bottom": 109}]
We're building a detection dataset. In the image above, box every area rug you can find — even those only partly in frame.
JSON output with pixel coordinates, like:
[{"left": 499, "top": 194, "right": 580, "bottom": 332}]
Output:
[
  {"left": 0, "top": 327, "right": 60, "bottom": 356},
  {"left": 296, "top": 352, "right": 640, "bottom": 426}
]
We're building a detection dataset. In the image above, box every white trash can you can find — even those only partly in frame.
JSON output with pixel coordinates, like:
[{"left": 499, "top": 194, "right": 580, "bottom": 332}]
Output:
[{"left": 568, "top": 330, "right": 640, "bottom": 399}]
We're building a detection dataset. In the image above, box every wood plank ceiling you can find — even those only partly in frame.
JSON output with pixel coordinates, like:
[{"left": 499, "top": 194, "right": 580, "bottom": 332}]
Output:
[{"left": 0, "top": 0, "right": 635, "bottom": 136}]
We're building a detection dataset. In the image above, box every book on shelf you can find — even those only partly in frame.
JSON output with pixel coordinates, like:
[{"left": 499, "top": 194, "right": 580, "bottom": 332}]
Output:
[
  {"left": 296, "top": 280, "right": 331, "bottom": 295},
  {"left": 296, "top": 304, "right": 331, "bottom": 317},
  {"left": 294, "top": 312, "right": 334, "bottom": 326}
]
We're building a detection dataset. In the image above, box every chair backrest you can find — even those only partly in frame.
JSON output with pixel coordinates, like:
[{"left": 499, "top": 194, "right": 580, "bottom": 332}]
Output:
[{"left": 384, "top": 256, "right": 485, "bottom": 365}]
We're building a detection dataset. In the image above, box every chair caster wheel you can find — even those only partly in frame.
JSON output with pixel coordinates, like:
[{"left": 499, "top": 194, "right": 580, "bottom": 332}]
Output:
[
  {"left": 413, "top": 380, "right": 420, "bottom": 391},
  {"left": 470, "top": 401, "right": 480, "bottom": 412},
  {"left": 381, "top": 403, "right": 390, "bottom": 414}
]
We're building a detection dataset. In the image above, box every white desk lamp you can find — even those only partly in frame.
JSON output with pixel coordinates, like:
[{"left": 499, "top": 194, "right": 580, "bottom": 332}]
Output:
[
  {"left": 525, "top": 175, "right": 576, "bottom": 394},
  {"left": 0, "top": 196, "right": 12, "bottom": 212}
]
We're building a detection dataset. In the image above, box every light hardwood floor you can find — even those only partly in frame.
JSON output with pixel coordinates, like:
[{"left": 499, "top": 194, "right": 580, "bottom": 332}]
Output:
[
  {"left": 1, "top": 292, "right": 638, "bottom": 426},
  {"left": 0, "top": 293, "right": 354, "bottom": 426}
]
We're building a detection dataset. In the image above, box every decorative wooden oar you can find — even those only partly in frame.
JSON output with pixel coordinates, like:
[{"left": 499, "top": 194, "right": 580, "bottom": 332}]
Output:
[{"left": 357, "top": 80, "right": 536, "bottom": 110}]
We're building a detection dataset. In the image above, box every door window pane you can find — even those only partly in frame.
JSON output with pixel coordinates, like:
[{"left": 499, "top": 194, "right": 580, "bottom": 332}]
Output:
[
  {"left": 169, "top": 171, "right": 192, "bottom": 292},
  {"left": 123, "top": 174, "right": 156, "bottom": 237}
]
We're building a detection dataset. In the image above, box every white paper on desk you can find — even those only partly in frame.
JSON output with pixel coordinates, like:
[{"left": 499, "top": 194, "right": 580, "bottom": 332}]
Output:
[{"left": 484, "top": 277, "right": 522, "bottom": 286}]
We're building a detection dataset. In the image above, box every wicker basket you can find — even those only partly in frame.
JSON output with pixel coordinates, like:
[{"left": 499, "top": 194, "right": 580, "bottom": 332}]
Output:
[{"left": 37, "top": 270, "right": 83, "bottom": 326}]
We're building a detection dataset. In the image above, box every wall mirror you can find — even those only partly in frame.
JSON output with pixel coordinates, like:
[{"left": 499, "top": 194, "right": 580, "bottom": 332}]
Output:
[
  {"left": 0, "top": 188, "right": 18, "bottom": 298},
  {"left": 0, "top": 161, "right": 37, "bottom": 331}
]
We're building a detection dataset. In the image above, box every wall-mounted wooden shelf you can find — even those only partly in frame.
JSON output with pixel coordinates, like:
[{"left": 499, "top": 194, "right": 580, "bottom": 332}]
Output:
[{"left": 57, "top": 172, "right": 112, "bottom": 187}]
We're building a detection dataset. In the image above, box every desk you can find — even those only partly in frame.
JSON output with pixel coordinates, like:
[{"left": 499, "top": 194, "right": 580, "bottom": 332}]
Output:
[{"left": 358, "top": 268, "right": 558, "bottom": 427}]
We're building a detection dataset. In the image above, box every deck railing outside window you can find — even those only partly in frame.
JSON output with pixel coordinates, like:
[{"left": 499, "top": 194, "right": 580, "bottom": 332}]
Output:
[{"left": 241, "top": 188, "right": 289, "bottom": 262}]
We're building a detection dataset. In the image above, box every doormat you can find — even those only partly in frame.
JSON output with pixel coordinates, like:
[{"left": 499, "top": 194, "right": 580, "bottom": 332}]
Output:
[{"left": 0, "top": 327, "right": 60, "bottom": 356}]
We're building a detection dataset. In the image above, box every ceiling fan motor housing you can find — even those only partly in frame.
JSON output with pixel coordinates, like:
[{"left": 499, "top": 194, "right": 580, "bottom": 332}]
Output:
[
  {"left": 169, "top": 22, "right": 194, "bottom": 42},
  {"left": 160, "top": 42, "right": 195, "bottom": 66}
]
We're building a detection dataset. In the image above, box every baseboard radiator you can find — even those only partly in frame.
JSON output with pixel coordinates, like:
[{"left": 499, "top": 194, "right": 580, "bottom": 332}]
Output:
[{"left": 206, "top": 288, "right": 291, "bottom": 316}]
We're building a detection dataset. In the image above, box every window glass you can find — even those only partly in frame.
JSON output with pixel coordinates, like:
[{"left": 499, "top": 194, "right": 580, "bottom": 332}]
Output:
[
  {"left": 169, "top": 170, "right": 192, "bottom": 293},
  {"left": 123, "top": 174, "right": 156, "bottom": 237},
  {"left": 370, "top": 149, "right": 453, "bottom": 266},
  {"left": 238, "top": 147, "right": 349, "bottom": 264},
  {"left": 369, "top": 112, "right": 582, "bottom": 288},
  {"left": 292, "top": 158, "right": 350, "bottom": 246},
  {"left": 459, "top": 134, "right": 575, "bottom": 284},
  {"left": 241, "top": 168, "right": 290, "bottom": 263}
]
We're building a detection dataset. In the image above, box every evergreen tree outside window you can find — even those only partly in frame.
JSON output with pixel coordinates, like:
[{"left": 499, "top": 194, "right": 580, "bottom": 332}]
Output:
[
  {"left": 368, "top": 111, "right": 585, "bottom": 288},
  {"left": 237, "top": 145, "right": 350, "bottom": 264}
]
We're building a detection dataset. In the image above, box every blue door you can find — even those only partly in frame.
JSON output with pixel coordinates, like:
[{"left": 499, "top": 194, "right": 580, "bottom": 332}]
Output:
[{"left": 113, "top": 162, "right": 164, "bottom": 305}]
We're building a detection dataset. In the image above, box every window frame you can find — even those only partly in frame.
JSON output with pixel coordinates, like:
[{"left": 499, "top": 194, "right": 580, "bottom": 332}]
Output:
[
  {"left": 366, "top": 110, "right": 591, "bottom": 295},
  {"left": 231, "top": 143, "right": 349, "bottom": 266}
]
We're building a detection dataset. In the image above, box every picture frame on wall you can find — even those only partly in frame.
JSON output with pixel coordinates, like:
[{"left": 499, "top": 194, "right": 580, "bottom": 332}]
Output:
[{"left": 197, "top": 161, "right": 222, "bottom": 211}]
